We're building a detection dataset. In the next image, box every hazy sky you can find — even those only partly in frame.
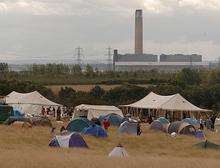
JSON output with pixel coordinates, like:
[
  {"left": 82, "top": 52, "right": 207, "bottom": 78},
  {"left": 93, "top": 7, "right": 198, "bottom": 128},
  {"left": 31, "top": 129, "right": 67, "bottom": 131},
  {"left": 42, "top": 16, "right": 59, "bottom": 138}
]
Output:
[{"left": 0, "top": 0, "right": 220, "bottom": 63}]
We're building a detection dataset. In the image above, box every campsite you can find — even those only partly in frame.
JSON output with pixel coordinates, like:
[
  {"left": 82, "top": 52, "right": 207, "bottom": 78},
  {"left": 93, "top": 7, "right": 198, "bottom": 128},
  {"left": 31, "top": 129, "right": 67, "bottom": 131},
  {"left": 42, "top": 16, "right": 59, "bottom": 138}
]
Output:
[
  {"left": 0, "top": 80, "right": 220, "bottom": 168},
  {"left": 0, "top": 1, "right": 220, "bottom": 167},
  {"left": 0, "top": 124, "right": 220, "bottom": 168}
]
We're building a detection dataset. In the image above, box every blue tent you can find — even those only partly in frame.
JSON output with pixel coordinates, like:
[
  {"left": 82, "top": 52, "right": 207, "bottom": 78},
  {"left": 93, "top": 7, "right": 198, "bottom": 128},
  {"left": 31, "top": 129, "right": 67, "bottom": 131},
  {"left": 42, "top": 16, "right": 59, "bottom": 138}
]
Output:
[
  {"left": 82, "top": 125, "right": 108, "bottom": 137},
  {"left": 158, "top": 117, "right": 170, "bottom": 125},
  {"left": 182, "top": 118, "right": 199, "bottom": 127},
  {"left": 11, "top": 108, "right": 25, "bottom": 118},
  {"left": 150, "top": 118, "right": 170, "bottom": 132},
  {"left": 150, "top": 120, "right": 165, "bottom": 132},
  {"left": 49, "top": 132, "right": 88, "bottom": 148},
  {"left": 99, "top": 113, "right": 124, "bottom": 127},
  {"left": 118, "top": 121, "right": 137, "bottom": 135},
  {"left": 195, "top": 130, "right": 205, "bottom": 140},
  {"left": 66, "top": 118, "right": 91, "bottom": 133}
]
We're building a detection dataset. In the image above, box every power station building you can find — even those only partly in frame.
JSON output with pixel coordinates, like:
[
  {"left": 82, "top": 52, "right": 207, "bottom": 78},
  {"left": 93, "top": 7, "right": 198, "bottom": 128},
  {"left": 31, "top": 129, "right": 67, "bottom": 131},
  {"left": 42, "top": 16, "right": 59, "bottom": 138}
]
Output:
[{"left": 113, "top": 10, "right": 209, "bottom": 72}]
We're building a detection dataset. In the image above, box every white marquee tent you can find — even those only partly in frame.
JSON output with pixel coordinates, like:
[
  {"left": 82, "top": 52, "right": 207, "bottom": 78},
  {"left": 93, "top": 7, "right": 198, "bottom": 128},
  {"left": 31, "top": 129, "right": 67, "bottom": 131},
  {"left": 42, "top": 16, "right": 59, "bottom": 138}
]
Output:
[
  {"left": 73, "top": 104, "right": 123, "bottom": 120},
  {"left": 6, "top": 91, "right": 61, "bottom": 115},
  {"left": 120, "top": 92, "right": 210, "bottom": 120}
]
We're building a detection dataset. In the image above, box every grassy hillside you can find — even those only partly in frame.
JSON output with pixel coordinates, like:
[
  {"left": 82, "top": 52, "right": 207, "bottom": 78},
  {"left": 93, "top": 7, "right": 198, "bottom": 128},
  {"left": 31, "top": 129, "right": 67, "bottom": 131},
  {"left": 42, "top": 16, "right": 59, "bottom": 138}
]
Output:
[{"left": 0, "top": 125, "right": 220, "bottom": 168}]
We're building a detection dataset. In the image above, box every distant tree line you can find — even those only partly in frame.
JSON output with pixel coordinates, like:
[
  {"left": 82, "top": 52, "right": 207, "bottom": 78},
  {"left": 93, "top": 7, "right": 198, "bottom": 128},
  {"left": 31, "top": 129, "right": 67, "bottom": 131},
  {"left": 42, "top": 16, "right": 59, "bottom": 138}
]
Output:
[
  {"left": 0, "top": 63, "right": 173, "bottom": 85},
  {"left": 0, "top": 68, "right": 219, "bottom": 113},
  {"left": 0, "top": 62, "right": 219, "bottom": 113}
]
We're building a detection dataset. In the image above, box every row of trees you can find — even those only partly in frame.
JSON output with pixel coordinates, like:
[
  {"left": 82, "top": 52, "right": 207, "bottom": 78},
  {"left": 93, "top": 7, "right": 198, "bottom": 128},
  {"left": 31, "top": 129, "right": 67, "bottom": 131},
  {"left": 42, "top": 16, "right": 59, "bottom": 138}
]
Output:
[
  {"left": 0, "top": 80, "right": 219, "bottom": 113},
  {"left": 1, "top": 62, "right": 219, "bottom": 86},
  {"left": 0, "top": 63, "right": 219, "bottom": 112},
  {"left": 57, "top": 84, "right": 220, "bottom": 112}
]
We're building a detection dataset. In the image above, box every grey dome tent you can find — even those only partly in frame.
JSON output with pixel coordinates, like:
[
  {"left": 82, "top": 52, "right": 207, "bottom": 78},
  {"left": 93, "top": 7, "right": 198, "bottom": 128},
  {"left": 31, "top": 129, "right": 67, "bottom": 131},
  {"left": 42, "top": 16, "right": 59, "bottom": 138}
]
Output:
[
  {"left": 150, "top": 117, "right": 170, "bottom": 132},
  {"left": 118, "top": 121, "right": 138, "bottom": 135},
  {"left": 108, "top": 144, "right": 128, "bottom": 157},
  {"left": 168, "top": 121, "right": 196, "bottom": 136}
]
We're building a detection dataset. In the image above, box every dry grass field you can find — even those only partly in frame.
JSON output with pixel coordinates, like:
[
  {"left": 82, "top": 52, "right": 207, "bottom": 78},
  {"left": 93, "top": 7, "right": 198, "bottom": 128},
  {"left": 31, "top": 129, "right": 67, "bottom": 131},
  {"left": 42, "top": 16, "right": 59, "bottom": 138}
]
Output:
[
  {"left": 0, "top": 124, "right": 220, "bottom": 168},
  {"left": 46, "top": 84, "right": 151, "bottom": 95},
  {"left": 46, "top": 84, "right": 121, "bottom": 95}
]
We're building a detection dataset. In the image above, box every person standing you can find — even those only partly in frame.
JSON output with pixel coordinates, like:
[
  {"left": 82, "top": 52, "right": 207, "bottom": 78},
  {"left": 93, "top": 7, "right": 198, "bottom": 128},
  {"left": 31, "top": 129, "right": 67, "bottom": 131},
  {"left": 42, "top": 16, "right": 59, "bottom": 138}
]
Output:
[
  {"left": 56, "top": 107, "right": 61, "bottom": 121},
  {"left": 199, "top": 117, "right": 204, "bottom": 130},
  {"left": 147, "top": 115, "right": 153, "bottom": 124},
  {"left": 103, "top": 119, "right": 110, "bottom": 130},
  {"left": 52, "top": 107, "right": 56, "bottom": 118},
  {"left": 41, "top": 106, "right": 45, "bottom": 116},
  {"left": 210, "top": 114, "right": 217, "bottom": 131},
  {"left": 137, "top": 122, "right": 142, "bottom": 136}
]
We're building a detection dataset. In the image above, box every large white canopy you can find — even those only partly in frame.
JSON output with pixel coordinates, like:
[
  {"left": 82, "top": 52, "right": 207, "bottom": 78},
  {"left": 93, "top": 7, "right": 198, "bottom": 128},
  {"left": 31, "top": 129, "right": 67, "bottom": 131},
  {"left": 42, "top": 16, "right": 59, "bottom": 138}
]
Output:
[
  {"left": 73, "top": 104, "right": 123, "bottom": 120},
  {"left": 121, "top": 92, "right": 209, "bottom": 112},
  {"left": 6, "top": 91, "right": 61, "bottom": 115}
]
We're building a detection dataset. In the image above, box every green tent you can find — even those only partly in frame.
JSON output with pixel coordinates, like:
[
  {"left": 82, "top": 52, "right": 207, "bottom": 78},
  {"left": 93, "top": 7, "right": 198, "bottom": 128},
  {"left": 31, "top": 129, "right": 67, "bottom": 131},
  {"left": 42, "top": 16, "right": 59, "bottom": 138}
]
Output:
[
  {"left": 66, "top": 118, "right": 91, "bottom": 133},
  {"left": 158, "top": 117, "right": 170, "bottom": 125},
  {"left": 195, "top": 140, "right": 220, "bottom": 150},
  {"left": 0, "top": 105, "right": 13, "bottom": 123}
]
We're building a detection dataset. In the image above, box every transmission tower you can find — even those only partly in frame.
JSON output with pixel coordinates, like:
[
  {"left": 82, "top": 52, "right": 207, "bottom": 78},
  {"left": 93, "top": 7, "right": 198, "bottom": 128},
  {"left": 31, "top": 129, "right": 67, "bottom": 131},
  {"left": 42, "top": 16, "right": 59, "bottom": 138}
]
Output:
[
  {"left": 217, "top": 56, "right": 220, "bottom": 68},
  {"left": 106, "top": 47, "right": 112, "bottom": 71},
  {"left": 75, "top": 47, "right": 83, "bottom": 66}
]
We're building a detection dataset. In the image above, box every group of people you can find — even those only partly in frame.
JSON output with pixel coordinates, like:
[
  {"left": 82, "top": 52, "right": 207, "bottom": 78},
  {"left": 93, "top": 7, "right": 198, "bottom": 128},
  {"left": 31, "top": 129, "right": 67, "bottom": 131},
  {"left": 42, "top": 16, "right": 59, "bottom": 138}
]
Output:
[
  {"left": 41, "top": 106, "right": 61, "bottom": 120},
  {"left": 199, "top": 114, "right": 217, "bottom": 131},
  {"left": 41, "top": 106, "right": 75, "bottom": 121}
]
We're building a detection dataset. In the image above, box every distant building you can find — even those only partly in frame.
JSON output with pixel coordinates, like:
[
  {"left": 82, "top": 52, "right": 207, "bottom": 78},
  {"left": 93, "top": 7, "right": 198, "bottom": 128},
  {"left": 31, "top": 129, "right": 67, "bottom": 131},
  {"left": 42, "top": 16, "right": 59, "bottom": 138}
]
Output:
[
  {"left": 113, "top": 50, "right": 209, "bottom": 72},
  {"left": 113, "top": 9, "right": 210, "bottom": 72},
  {"left": 135, "top": 9, "right": 143, "bottom": 54},
  {"left": 160, "top": 54, "right": 202, "bottom": 62}
]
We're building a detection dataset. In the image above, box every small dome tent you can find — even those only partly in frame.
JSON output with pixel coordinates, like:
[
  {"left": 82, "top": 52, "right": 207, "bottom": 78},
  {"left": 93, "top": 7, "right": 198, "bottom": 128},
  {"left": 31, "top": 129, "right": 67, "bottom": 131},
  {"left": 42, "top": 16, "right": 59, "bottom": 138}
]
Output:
[
  {"left": 168, "top": 121, "right": 182, "bottom": 134},
  {"left": 158, "top": 117, "right": 169, "bottom": 125},
  {"left": 66, "top": 118, "right": 91, "bottom": 133},
  {"left": 195, "top": 140, "right": 220, "bottom": 150},
  {"left": 168, "top": 121, "right": 196, "bottom": 136},
  {"left": 49, "top": 133, "right": 88, "bottom": 148},
  {"left": 150, "top": 117, "right": 170, "bottom": 132},
  {"left": 0, "top": 105, "right": 13, "bottom": 123},
  {"left": 182, "top": 118, "right": 200, "bottom": 128},
  {"left": 150, "top": 121, "right": 168, "bottom": 132},
  {"left": 118, "top": 121, "right": 138, "bottom": 135},
  {"left": 99, "top": 113, "right": 124, "bottom": 127},
  {"left": 178, "top": 122, "right": 196, "bottom": 135},
  {"left": 82, "top": 125, "right": 108, "bottom": 137},
  {"left": 11, "top": 108, "right": 25, "bottom": 118},
  {"left": 108, "top": 144, "right": 128, "bottom": 157}
]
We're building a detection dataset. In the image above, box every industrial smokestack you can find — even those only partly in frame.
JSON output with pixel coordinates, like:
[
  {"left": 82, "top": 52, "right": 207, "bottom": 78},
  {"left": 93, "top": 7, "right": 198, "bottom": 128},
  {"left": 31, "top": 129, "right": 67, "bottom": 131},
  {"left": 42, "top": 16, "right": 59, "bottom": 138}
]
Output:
[{"left": 135, "top": 9, "right": 143, "bottom": 55}]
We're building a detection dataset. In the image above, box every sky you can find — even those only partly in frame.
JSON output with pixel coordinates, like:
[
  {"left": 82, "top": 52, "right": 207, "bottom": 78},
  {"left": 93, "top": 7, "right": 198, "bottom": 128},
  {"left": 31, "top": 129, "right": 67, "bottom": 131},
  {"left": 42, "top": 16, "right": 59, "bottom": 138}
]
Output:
[{"left": 0, "top": 0, "right": 220, "bottom": 64}]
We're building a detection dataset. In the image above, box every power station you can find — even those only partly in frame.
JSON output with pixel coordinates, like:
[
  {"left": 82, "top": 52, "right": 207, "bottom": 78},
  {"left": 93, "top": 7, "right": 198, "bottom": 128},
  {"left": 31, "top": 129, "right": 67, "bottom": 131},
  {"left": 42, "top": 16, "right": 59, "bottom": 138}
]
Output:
[
  {"left": 135, "top": 10, "right": 143, "bottom": 55},
  {"left": 113, "top": 9, "right": 209, "bottom": 72}
]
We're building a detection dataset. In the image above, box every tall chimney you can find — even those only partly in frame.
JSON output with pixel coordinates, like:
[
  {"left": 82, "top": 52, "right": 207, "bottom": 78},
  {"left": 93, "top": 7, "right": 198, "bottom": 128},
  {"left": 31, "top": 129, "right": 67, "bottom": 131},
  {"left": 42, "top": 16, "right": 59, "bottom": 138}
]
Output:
[{"left": 135, "top": 9, "right": 143, "bottom": 55}]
